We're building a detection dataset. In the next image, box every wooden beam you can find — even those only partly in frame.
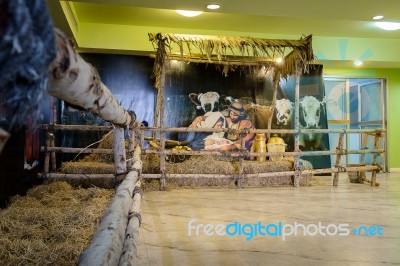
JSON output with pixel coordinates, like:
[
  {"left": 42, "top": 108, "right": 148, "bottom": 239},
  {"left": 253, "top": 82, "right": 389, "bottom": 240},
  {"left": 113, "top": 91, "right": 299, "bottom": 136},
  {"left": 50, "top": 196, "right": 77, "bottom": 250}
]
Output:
[
  {"left": 78, "top": 146, "right": 142, "bottom": 266},
  {"left": 47, "top": 30, "right": 137, "bottom": 128}
]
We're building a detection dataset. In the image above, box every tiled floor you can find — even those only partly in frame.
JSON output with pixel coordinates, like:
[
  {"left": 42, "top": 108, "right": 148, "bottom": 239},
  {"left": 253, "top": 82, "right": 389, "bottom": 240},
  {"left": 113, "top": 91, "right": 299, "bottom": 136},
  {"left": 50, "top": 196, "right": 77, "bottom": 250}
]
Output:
[{"left": 137, "top": 170, "right": 400, "bottom": 265}]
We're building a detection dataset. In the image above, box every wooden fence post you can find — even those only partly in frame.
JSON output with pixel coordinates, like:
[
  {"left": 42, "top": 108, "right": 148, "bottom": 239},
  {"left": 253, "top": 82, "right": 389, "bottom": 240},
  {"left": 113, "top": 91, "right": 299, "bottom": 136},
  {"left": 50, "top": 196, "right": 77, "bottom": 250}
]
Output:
[
  {"left": 127, "top": 130, "right": 136, "bottom": 171},
  {"left": 114, "top": 127, "right": 127, "bottom": 183},
  {"left": 293, "top": 60, "right": 301, "bottom": 187},
  {"left": 333, "top": 133, "right": 344, "bottom": 186},
  {"left": 49, "top": 133, "right": 57, "bottom": 171},
  {"left": 371, "top": 133, "right": 381, "bottom": 186},
  {"left": 44, "top": 131, "right": 51, "bottom": 173}
]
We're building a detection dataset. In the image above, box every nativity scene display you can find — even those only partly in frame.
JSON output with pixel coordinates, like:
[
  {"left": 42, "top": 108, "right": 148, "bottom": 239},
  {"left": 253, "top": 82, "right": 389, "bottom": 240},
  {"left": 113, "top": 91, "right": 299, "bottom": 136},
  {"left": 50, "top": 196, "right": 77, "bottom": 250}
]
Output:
[
  {"left": 162, "top": 62, "right": 331, "bottom": 168},
  {"left": 145, "top": 33, "right": 331, "bottom": 169}
]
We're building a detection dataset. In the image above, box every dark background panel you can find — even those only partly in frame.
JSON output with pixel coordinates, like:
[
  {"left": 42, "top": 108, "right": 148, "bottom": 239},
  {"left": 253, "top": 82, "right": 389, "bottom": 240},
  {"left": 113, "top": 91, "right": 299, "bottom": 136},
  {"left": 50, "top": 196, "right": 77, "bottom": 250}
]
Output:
[
  {"left": 58, "top": 54, "right": 156, "bottom": 161},
  {"left": 279, "top": 64, "right": 331, "bottom": 168}
]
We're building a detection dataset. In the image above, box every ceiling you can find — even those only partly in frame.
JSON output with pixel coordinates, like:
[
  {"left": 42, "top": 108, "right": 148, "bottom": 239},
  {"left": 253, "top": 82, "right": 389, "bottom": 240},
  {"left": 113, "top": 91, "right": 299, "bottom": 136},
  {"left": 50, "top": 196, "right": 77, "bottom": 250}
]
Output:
[{"left": 46, "top": 0, "right": 400, "bottom": 68}]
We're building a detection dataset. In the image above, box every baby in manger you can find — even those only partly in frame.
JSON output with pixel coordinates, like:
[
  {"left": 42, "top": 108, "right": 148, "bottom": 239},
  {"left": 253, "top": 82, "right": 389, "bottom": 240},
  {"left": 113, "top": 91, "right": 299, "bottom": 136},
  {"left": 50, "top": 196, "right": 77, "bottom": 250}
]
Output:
[
  {"left": 187, "top": 101, "right": 255, "bottom": 151},
  {"left": 203, "top": 116, "right": 234, "bottom": 150},
  {"left": 185, "top": 111, "right": 231, "bottom": 150}
]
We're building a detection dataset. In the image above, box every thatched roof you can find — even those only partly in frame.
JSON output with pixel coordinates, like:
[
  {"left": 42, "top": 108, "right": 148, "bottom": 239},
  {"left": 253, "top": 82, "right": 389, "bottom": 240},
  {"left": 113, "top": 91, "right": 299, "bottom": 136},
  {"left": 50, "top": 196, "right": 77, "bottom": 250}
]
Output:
[{"left": 148, "top": 33, "right": 314, "bottom": 89}]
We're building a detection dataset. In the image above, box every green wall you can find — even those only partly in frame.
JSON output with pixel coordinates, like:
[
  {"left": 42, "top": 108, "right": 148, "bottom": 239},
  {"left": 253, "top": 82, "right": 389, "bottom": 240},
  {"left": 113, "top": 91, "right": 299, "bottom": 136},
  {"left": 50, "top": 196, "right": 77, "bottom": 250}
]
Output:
[{"left": 324, "top": 67, "right": 400, "bottom": 169}]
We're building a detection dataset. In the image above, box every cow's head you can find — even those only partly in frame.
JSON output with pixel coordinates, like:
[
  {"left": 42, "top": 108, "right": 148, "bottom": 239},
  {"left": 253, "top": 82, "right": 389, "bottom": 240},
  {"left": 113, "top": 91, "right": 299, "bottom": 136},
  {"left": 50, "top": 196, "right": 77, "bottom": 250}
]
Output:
[
  {"left": 300, "top": 96, "right": 325, "bottom": 128},
  {"left": 189, "top": 92, "right": 220, "bottom": 114},
  {"left": 275, "top": 99, "right": 294, "bottom": 126}
]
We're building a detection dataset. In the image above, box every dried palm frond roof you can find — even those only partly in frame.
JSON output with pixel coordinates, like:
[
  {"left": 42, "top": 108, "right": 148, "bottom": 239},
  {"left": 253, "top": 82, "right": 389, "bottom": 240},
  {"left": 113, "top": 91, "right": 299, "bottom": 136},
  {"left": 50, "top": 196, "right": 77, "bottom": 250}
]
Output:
[{"left": 148, "top": 33, "right": 314, "bottom": 88}]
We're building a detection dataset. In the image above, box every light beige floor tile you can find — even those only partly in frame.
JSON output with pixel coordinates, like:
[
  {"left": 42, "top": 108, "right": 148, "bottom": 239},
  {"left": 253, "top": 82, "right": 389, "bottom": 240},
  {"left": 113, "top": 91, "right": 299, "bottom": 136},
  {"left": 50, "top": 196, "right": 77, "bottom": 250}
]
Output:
[{"left": 137, "top": 172, "right": 400, "bottom": 265}]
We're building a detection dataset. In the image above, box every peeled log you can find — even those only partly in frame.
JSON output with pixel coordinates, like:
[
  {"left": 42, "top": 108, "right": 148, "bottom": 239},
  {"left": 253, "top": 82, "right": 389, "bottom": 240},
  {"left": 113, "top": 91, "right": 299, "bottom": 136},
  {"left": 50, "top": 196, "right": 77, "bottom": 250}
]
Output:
[
  {"left": 47, "top": 29, "right": 136, "bottom": 128},
  {"left": 78, "top": 146, "right": 142, "bottom": 266},
  {"left": 118, "top": 182, "right": 142, "bottom": 266}
]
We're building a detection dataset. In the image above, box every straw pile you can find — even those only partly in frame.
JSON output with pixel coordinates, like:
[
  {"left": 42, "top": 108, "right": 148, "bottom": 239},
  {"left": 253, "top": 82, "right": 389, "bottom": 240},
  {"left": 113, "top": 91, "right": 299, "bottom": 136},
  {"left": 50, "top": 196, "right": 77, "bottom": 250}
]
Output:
[
  {"left": 80, "top": 131, "right": 128, "bottom": 163},
  {"left": 241, "top": 159, "right": 293, "bottom": 187},
  {"left": 57, "top": 151, "right": 314, "bottom": 188},
  {"left": 142, "top": 154, "right": 161, "bottom": 174},
  {"left": 60, "top": 161, "right": 114, "bottom": 174},
  {"left": 55, "top": 132, "right": 313, "bottom": 188},
  {"left": 0, "top": 181, "right": 114, "bottom": 265},
  {"left": 166, "top": 156, "right": 234, "bottom": 175},
  {"left": 166, "top": 155, "right": 236, "bottom": 188}
]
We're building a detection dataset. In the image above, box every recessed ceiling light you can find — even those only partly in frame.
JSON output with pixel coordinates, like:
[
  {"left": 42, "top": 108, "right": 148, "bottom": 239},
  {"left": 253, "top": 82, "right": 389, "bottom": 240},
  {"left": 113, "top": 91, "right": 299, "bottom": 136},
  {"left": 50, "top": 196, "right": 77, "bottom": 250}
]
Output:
[
  {"left": 176, "top": 10, "right": 203, "bottom": 17},
  {"left": 275, "top": 57, "right": 283, "bottom": 64},
  {"left": 354, "top": 60, "right": 363, "bottom": 66},
  {"left": 372, "top": 15, "right": 384, "bottom": 20},
  {"left": 206, "top": 4, "right": 220, "bottom": 10},
  {"left": 376, "top": 21, "right": 400, "bottom": 30}
]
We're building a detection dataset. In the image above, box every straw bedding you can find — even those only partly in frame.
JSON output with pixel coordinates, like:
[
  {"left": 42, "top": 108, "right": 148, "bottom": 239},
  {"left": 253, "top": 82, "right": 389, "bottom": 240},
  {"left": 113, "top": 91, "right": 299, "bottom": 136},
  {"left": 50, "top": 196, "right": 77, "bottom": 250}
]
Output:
[
  {"left": 56, "top": 131, "right": 314, "bottom": 189},
  {"left": 58, "top": 151, "right": 314, "bottom": 189},
  {"left": 60, "top": 161, "right": 114, "bottom": 174},
  {"left": 0, "top": 181, "right": 114, "bottom": 265}
]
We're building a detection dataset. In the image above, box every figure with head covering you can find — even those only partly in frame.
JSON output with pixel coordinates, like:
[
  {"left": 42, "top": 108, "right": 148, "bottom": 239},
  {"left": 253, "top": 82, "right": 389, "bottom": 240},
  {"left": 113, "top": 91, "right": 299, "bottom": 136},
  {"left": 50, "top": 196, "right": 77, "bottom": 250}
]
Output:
[
  {"left": 190, "top": 101, "right": 255, "bottom": 151},
  {"left": 185, "top": 111, "right": 226, "bottom": 150},
  {"left": 220, "top": 101, "right": 255, "bottom": 151}
]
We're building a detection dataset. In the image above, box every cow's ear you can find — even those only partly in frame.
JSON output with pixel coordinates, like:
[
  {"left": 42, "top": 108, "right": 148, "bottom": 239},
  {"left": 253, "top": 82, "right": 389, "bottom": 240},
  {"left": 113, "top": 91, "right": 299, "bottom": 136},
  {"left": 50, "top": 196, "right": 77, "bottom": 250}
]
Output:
[
  {"left": 220, "top": 94, "right": 233, "bottom": 104},
  {"left": 189, "top": 93, "right": 201, "bottom": 105},
  {"left": 219, "top": 94, "right": 232, "bottom": 110}
]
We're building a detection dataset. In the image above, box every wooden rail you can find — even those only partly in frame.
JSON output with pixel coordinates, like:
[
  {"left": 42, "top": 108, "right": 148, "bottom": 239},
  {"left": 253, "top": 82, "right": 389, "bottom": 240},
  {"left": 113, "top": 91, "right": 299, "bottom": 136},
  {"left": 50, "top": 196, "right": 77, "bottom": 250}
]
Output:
[
  {"left": 39, "top": 123, "right": 385, "bottom": 187},
  {"left": 77, "top": 146, "right": 143, "bottom": 266}
]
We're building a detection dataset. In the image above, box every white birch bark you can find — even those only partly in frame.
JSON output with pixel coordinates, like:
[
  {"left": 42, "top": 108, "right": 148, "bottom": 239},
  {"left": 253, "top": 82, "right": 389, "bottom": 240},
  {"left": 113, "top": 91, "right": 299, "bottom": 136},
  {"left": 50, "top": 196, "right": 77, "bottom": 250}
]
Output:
[
  {"left": 114, "top": 127, "right": 127, "bottom": 175},
  {"left": 47, "top": 29, "right": 136, "bottom": 128},
  {"left": 118, "top": 181, "right": 142, "bottom": 266},
  {"left": 78, "top": 146, "right": 142, "bottom": 266}
]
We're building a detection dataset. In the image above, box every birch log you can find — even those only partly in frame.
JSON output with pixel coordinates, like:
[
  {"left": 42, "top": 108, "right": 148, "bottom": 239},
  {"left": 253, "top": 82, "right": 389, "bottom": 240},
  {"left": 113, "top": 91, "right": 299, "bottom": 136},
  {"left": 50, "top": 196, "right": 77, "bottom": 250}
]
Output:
[
  {"left": 47, "top": 29, "right": 136, "bottom": 128},
  {"left": 49, "top": 133, "right": 57, "bottom": 171},
  {"left": 114, "top": 127, "right": 127, "bottom": 175},
  {"left": 78, "top": 146, "right": 142, "bottom": 266},
  {"left": 333, "top": 133, "right": 344, "bottom": 186},
  {"left": 293, "top": 60, "right": 301, "bottom": 187},
  {"left": 119, "top": 182, "right": 143, "bottom": 266}
]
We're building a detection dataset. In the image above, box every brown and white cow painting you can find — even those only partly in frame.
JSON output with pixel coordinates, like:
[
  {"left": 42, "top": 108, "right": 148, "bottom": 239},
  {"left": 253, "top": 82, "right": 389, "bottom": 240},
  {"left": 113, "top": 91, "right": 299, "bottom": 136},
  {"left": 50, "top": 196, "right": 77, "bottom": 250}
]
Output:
[
  {"left": 299, "top": 95, "right": 326, "bottom": 150},
  {"left": 243, "top": 103, "right": 272, "bottom": 130},
  {"left": 189, "top": 92, "right": 221, "bottom": 115},
  {"left": 272, "top": 98, "right": 294, "bottom": 151},
  {"left": 274, "top": 99, "right": 294, "bottom": 126}
]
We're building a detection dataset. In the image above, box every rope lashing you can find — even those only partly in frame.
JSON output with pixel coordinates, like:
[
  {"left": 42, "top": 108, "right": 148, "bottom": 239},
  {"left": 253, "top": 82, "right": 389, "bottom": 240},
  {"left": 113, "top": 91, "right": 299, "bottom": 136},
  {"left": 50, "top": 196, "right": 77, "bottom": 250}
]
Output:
[
  {"left": 132, "top": 186, "right": 143, "bottom": 197},
  {"left": 128, "top": 211, "right": 142, "bottom": 227}
]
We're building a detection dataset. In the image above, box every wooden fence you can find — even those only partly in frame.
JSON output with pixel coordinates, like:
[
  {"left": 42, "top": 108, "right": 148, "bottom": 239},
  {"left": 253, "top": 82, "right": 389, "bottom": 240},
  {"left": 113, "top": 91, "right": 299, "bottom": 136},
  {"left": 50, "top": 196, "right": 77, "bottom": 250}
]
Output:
[{"left": 38, "top": 124, "right": 385, "bottom": 188}]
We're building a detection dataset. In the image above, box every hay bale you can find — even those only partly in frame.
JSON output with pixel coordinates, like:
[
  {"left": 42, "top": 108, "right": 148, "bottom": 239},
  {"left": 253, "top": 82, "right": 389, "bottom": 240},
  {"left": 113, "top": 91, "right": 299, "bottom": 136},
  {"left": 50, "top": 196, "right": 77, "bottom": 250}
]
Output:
[
  {"left": 142, "top": 154, "right": 161, "bottom": 174},
  {"left": 241, "top": 159, "right": 293, "bottom": 187},
  {"left": 60, "top": 161, "right": 114, "bottom": 174},
  {"left": 165, "top": 156, "right": 235, "bottom": 188},
  {"left": 242, "top": 159, "right": 293, "bottom": 174},
  {"left": 240, "top": 158, "right": 314, "bottom": 187},
  {"left": 57, "top": 161, "right": 116, "bottom": 188},
  {"left": 0, "top": 181, "right": 114, "bottom": 265},
  {"left": 296, "top": 159, "right": 316, "bottom": 186},
  {"left": 166, "top": 156, "right": 235, "bottom": 175},
  {"left": 81, "top": 153, "right": 114, "bottom": 163},
  {"left": 79, "top": 132, "right": 130, "bottom": 163}
]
